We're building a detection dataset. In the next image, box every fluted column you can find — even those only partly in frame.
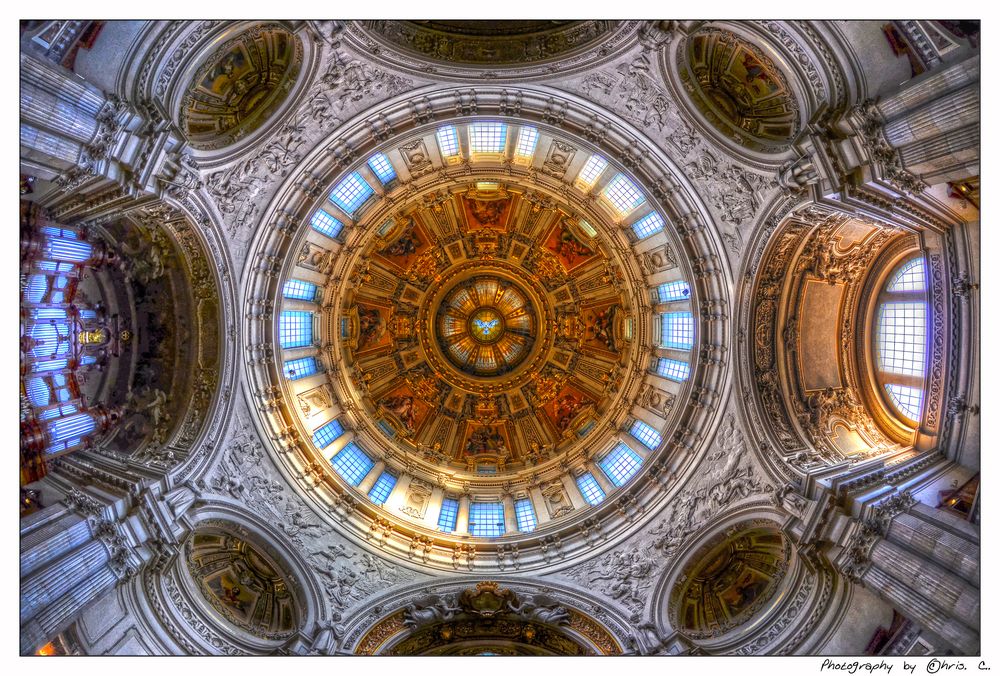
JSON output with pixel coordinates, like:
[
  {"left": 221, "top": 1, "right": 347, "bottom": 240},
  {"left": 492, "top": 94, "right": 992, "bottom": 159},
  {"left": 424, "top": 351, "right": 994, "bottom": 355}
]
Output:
[
  {"left": 860, "top": 566, "right": 978, "bottom": 655},
  {"left": 886, "top": 511, "right": 980, "bottom": 584},
  {"left": 19, "top": 51, "right": 106, "bottom": 181},
  {"left": 873, "top": 54, "right": 980, "bottom": 186},
  {"left": 838, "top": 494, "right": 980, "bottom": 655},
  {"left": 868, "top": 538, "right": 979, "bottom": 626}
]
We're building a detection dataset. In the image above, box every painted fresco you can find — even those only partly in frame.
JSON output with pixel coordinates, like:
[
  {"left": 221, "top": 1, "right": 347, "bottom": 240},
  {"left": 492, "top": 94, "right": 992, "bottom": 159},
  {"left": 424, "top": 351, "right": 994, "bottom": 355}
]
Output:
[
  {"left": 543, "top": 220, "right": 597, "bottom": 272},
  {"left": 462, "top": 196, "right": 513, "bottom": 231}
]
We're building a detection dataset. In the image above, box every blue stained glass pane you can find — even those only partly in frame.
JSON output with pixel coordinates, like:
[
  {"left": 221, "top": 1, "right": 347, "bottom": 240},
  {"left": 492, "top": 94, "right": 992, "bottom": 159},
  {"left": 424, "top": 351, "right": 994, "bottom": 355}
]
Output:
[
  {"left": 655, "top": 358, "right": 690, "bottom": 382},
  {"left": 576, "top": 473, "right": 606, "bottom": 505},
  {"left": 514, "top": 498, "right": 537, "bottom": 532},
  {"left": 437, "top": 498, "right": 459, "bottom": 532},
  {"left": 631, "top": 211, "right": 665, "bottom": 239},
  {"left": 469, "top": 502, "right": 505, "bottom": 537},
  {"left": 661, "top": 312, "right": 694, "bottom": 350},
  {"left": 279, "top": 311, "right": 313, "bottom": 349},
  {"left": 283, "top": 357, "right": 318, "bottom": 380},
  {"left": 629, "top": 420, "right": 662, "bottom": 450},
  {"left": 311, "top": 209, "right": 344, "bottom": 239},
  {"left": 469, "top": 121, "right": 507, "bottom": 153},
  {"left": 603, "top": 174, "right": 646, "bottom": 215},
  {"left": 436, "top": 126, "right": 460, "bottom": 156},
  {"left": 885, "top": 383, "right": 924, "bottom": 421},
  {"left": 368, "top": 472, "right": 397, "bottom": 505},
  {"left": 657, "top": 280, "right": 690, "bottom": 302},
  {"left": 600, "top": 443, "right": 644, "bottom": 486},
  {"left": 330, "top": 442, "right": 375, "bottom": 486},
  {"left": 283, "top": 279, "right": 320, "bottom": 301},
  {"left": 330, "top": 172, "right": 374, "bottom": 215},
  {"left": 312, "top": 419, "right": 345, "bottom": 449},
  {"left": 887, "top": 257, "right": 926, "bottom": 292},
  {"left": 367, "top": 152, "right": 396, "bottom": 183}
]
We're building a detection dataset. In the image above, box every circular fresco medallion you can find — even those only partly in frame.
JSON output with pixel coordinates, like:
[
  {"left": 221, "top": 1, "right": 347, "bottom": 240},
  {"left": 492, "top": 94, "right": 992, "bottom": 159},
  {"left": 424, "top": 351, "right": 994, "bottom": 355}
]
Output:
[{"left": 435, "top": 275, "right": 537, "bottom": 376}]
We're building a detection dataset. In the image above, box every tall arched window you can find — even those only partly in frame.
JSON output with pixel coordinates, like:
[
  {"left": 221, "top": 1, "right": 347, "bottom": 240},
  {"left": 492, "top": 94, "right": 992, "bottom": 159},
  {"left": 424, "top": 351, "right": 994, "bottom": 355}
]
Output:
[{"left": 874, "top": 256, "right": 928, "bottom": 424}]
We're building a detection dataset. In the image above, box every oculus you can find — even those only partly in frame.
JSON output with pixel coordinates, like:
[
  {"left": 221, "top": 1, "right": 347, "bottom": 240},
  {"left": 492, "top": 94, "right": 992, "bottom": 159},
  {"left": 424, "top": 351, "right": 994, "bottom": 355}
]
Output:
[
  {"left": 679, "top": 28, "right": 800, "bottom": 153},
  {"left": 436, "top": 276, "right": 536, "bottom": 376},
  {"left": 180, "top": 25, "right": 303, "bottom": 151}
]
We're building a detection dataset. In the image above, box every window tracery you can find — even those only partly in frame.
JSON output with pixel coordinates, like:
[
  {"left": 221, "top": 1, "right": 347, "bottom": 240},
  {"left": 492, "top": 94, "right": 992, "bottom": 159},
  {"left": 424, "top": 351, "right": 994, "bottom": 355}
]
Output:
[{"left": 873, "top": 256, "right": 929, "bottom": 424}]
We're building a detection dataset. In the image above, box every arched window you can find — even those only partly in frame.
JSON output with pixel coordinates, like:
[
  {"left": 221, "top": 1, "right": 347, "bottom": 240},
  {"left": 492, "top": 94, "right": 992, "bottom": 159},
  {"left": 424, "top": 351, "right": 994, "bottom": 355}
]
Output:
[{"left": 874, "top": 256, "right": 928, "bottom": 424}]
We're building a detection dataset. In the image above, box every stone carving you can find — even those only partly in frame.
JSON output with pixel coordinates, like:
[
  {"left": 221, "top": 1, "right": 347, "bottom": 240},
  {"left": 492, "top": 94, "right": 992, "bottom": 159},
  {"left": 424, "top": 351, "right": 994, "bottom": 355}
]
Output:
[
  {"left": 566, "top": 546, "right": 654, "bottom": 620},
  {"left": 581, "top": 52, "right": 672, "bottom": 131},
  {"left": 401, "top": 581, "right": 571, "bottom": 631},
  {"left": 684, "top": 150, "right": 775, "bottom": 225},
  {"left": 852, "top": 99, "right": 927, "bottom": 195},
  {"left": 204, "top": 48, "right": 412, "bottom": 234},
  {"left": 398, "top": 138, "right": 433, "bottom": 176},
  {"left": 542, "top": 139, "right": 576, "bottom": 179},
  {"left": 401, "top": 594, "right": 463, "bottom": 629},
  {"left": 563, "top": 414, "right": 771, "bottom": 619},
  {"left": 399, "top": 479, "right": 433, "bottom": 519},
  {"left": 541, "top": 479, "right": 573, "bottom": 519}
]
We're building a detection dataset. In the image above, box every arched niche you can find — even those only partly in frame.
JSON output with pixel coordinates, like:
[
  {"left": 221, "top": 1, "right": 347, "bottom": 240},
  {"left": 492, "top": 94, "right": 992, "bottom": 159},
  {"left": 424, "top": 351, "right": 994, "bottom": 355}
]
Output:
[
  {"left": 348, "top": 580, "right": 627, "bottom": 656},
  {"left": 653, "top": 513, "right": 838, "bottom": 655},
  {"left": 136, "top": 506, "right": 327, "bottom": 655}
]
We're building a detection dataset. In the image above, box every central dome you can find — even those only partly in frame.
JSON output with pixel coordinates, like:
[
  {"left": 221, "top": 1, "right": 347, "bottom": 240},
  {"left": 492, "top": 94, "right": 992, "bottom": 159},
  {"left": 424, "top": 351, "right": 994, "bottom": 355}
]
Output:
[{"left": 435, "top": 275, "right": 537, "bottom": 375}]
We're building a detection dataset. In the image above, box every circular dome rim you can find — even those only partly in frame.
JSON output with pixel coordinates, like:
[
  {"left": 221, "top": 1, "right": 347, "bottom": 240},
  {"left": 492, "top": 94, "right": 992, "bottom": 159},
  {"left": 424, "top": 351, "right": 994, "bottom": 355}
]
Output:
[{"left": 241, "top": 84, "right": 734, "bottom": 571}]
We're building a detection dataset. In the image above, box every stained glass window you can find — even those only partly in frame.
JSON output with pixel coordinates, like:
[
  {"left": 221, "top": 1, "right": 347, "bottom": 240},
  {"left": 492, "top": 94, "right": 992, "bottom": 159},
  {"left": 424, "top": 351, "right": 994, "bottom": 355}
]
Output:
[
  {"left": 469, "top": 501, "right": 505, "bottom": 537},
  {"left": 330, "top": 442, "right": 374, "bottom": 486},
  {"left": 279, "top": 311, "right": 313, "bottom": 348},
  {"left": 283, "top": 357, "right": 318, "bottom": 380},
  {"left": 329, "top": 172, "right": 373, "bottom": 215},
  {"left": 283, "top": 279, "right": 320, "bottom": 302},
  {"left": 436, "top": 126, "right": 460, "bottom": 157},
  {"left": 576, "top": 473, "right": 606, "bottom": 505},
  {"left": 311, "top": 209, "right": 344, "bottom": 239},
  {"left": 469, "top": 121, "right": 507, "bottom": 153},
  {"left": 437, "top": 497, "right": 459, "bottom": 532},
  {"left": 577, "top": 154, "right": 608, "bottom": 187},
  {"left": 656, "top": 358, "right": 690, "bottom": 382},
  {"left": 603, "top": 174, "right": 645, "bottom": 215},
  {"left": 885, "top": 384, "right": 923, "bottom": 421},
  {"left": 514, "top": 126, "right": 539, "bottom": 159},
  {"left": 367, "top": 152, "right": 396, "bottom": 184},
  {"left": 629, "top": 420, "right": 662, "bottom": 450},
  {"left": 632, "top": 212, "right": 665, "bottom": 240},
  {"left": 661, "top": 312, "right": 694, "bottom": 350},
  {"left": 887, "top": 257, "right": 926, "bottom": 292},
  {"left": 875, "top": 256, "right": 929, "bottom": 423},
  {"left": 600, "top": 443, "right": 644, "bottom": 486},
  {"left": 312, "top": 419, "right": 345, "bottom": 449},
  {"left": 877, "top": 303, "right": 926, "bottom": 377},
  {"left": 368, "top": 472, "right": 397, "bottom": 505},
  {"left": 514, "top": 498, "right": 537, "bottom": 532},
  {"left": 657, "top": 280, "right": 690, "bottom": 302}
]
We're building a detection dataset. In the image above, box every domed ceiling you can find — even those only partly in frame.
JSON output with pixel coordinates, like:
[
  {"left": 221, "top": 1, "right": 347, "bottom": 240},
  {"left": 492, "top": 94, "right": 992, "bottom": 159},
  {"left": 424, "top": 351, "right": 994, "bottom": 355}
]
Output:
[
  {"left": 359, "top": 20, "right": 620, "bottom": 65},
  {"left": 342, "top": 184, "right": 635, "bottom": 475},
  {"left": 255, "top": 116, "right": 712, "bottom": 553}
]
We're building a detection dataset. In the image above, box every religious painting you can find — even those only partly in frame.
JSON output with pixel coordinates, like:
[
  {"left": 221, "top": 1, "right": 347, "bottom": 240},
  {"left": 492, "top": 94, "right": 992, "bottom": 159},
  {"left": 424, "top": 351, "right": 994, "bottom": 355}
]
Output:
[
  {"left": 685, "top": 28, "right": 798, "bottom": 149},
  {"left": 374, "top": 217, "right": 432, "bottom": 272},
  {"left": 543, "top": 219, "right": 597, "bottom": 272},
  {"left": 462, "top": 195, "right": 513, "bottom": 231},
  {"left": 539, "top": 383, "right": 596, "bottom": 437},
  {"left": 349, "top": 299, "right": 393, "bottom": 354},
  {"left": 461, "top": 422, "right": 512, "bottom": 471},
  {"left": 187, "top": 533, "right": 298, "bottom": 639},
  {"left": 580, "top": 301, "right": 625, "bottom": 355},
  {"left": 376, "top": 383, "right": 433, "bottom": 436}
]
